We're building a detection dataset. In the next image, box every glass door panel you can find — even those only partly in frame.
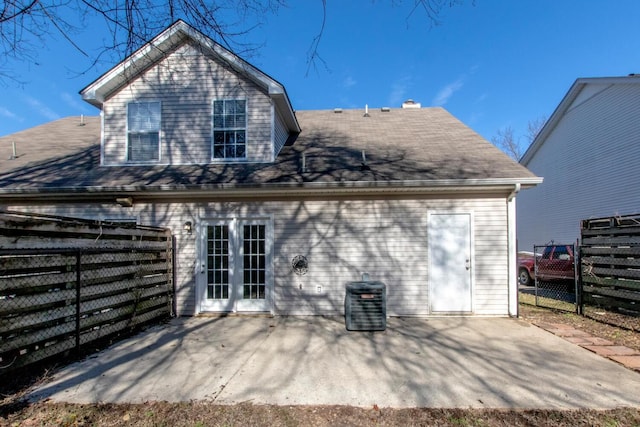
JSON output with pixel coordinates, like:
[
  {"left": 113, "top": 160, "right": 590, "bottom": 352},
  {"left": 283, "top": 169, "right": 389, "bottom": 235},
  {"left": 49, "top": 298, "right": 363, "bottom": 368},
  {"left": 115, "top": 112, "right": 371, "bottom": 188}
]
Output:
[
  {"left": 201, "top": 223, "right": 235, "bottom": 312},
  {"left": 200, "top": 219, "right": 270, "bottom": 313},
  {"left": 237, "top": 221, "right": 270, "bottom": 312}
]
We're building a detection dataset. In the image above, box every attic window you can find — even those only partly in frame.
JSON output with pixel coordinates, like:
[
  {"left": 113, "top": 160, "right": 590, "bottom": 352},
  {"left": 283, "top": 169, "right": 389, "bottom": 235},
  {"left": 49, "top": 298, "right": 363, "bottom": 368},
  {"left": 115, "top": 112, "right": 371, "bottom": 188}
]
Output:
[
  {"left": 213, "top": 99, "right": 247, "bottom": 160},
  {"left": 127, "top": 101, "right": 161, "bottom": 162}
]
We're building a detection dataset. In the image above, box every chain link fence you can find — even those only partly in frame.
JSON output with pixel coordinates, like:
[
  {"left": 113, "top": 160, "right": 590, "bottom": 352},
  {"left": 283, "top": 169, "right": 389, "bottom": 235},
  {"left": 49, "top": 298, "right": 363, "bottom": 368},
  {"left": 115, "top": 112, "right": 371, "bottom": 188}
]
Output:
[
  {"left": 0, "top": 248, "right": 173, "bottom": 373},
  {"left": 519, "top": 235, "right": 640, "bottom": 331},
  {"left": 519, "top": 243, "right": 578, "bottom": 313},
  {"left": 0, "top": 211, "right": 174, "bottom": 375}
]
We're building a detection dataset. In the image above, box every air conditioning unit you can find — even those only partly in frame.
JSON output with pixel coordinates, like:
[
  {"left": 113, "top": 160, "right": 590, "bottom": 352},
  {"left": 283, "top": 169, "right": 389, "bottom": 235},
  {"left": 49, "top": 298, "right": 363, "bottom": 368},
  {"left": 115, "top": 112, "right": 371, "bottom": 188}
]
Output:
[{"left": 345, "top": 281, "right": 386, "bottom": 331}]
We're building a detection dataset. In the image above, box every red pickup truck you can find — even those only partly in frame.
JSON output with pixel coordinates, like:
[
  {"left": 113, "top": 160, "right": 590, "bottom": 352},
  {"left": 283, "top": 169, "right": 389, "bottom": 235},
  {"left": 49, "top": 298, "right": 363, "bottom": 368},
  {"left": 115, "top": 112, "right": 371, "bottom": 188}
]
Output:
[{"left": 518, "top": 245, "right": 575, "bottom": 287}]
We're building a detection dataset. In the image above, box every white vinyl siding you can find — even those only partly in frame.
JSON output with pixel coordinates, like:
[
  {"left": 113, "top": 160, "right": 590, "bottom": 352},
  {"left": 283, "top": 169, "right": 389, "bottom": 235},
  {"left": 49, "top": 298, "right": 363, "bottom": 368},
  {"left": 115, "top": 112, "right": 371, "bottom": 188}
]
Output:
[
  {"left": 517, "top": 83, "right": 640, "bottom": 251},
  {"left": 191, "top": 196, "right": 509, "bottom": 317},
  {"left": 102, "top": 42, "right": 272, "bottom": 165},
  {"left": 273, "top": 107, "right": 289, "bottom": 158},
  {"left": 8, "top": 195, "right": 510, "bottom": 317}
]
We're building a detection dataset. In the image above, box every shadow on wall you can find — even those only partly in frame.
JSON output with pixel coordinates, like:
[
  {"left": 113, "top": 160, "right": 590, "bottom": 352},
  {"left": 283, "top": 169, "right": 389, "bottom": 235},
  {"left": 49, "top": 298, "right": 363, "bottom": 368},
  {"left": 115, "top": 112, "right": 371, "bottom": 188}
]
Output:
[{"left": 0, "top": 117, "right": 510, "bottom": 317}]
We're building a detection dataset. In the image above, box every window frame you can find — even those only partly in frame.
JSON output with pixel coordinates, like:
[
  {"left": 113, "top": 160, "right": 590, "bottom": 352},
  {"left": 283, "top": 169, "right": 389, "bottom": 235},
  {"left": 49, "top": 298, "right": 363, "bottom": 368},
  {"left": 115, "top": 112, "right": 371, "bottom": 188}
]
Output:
[
  {"left": 126, "top": 101, "right": 162, "bottom": 163},
  {"left": 211, "top": 99, "right": 248, "bottom": 161}
]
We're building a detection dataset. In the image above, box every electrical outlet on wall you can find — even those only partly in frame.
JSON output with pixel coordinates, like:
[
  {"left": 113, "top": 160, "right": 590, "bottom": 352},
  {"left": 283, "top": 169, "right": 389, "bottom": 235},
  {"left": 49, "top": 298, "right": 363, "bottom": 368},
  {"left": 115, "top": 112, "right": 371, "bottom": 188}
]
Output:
[{"left": 316, "top": 285, "right": 322, "bottom": 293}]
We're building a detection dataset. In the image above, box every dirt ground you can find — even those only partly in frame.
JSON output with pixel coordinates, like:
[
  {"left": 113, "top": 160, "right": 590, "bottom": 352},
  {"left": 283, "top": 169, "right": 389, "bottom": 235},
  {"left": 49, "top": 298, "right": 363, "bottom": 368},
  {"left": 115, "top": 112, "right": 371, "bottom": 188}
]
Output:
[
  {"left": 519, "top": 304, "right": 640, "bottom": 352},
  {"left": 4, "top": 402, "right": 640, "bottom": 427},
  {"left": 2, "top": 303, "right": 640, "bottom": 427}
]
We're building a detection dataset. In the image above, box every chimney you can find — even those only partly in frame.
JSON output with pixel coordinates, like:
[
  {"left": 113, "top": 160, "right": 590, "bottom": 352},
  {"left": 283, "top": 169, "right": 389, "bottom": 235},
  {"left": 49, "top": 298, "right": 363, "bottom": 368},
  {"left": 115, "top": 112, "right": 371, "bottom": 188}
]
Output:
[{"left": 401, "top": 99, "right": 421, "bottom": 109}]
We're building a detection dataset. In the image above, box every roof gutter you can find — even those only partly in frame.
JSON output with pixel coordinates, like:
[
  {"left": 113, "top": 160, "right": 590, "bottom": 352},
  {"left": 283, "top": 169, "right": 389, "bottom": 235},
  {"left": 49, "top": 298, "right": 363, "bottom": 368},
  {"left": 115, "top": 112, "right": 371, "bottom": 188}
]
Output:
[
  {"left": 0, "top": 178, "right": 543, "bottom": 203},
  {"left": 507, "top": 182, "right": 521, "bottom": 202}
]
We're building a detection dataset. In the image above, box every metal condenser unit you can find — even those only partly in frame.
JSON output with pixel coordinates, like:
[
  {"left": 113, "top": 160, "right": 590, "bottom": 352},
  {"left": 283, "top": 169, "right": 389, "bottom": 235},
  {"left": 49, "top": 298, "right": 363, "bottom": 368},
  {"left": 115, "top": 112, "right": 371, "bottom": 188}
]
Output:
[{"left": 344, "top": 281, "right": 386, "bottom": 331}]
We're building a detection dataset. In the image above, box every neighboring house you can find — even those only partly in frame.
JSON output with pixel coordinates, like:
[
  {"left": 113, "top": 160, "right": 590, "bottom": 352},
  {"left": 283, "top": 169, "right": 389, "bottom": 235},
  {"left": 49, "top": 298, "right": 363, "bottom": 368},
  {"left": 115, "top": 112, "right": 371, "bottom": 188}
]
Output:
[
  {"left": 517, "top": 76, "right": 640, "bottom": 251},
  {"left": 0, "top": 20, "right": 540, "bottom": 317}
]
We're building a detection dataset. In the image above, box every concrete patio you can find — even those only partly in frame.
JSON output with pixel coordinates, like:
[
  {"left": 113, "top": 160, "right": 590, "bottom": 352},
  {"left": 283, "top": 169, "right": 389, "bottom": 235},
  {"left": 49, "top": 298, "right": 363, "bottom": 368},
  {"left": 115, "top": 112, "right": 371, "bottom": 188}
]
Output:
[{"left": 29, "top": 316, "right": 640, "bottom": 409}]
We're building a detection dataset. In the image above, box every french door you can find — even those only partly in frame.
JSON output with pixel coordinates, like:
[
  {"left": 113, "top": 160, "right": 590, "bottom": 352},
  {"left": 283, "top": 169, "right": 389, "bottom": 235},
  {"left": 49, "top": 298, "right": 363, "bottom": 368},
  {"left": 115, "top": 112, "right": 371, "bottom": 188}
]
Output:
[{"left": 199, "top": 219, "right": 272, "bottom": 313}]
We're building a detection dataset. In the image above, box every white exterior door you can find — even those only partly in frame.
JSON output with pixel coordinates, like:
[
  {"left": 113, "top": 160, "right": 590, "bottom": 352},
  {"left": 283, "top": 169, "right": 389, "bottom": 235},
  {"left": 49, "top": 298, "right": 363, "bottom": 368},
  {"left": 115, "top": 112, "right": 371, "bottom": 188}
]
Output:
[
  {"left": 428, "top": 213, "right": 472, "bottom": 313},
  {"left": 199, "top": 219, "right": 272, "bottom": 313}
]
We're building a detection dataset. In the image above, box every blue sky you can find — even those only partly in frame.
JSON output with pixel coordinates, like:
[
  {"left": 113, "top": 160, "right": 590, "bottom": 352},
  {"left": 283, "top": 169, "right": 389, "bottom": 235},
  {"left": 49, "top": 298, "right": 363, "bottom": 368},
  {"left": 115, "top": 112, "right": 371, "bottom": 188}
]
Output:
[{"left": 1, "top": 0, "right": 640, "bottom": 151}]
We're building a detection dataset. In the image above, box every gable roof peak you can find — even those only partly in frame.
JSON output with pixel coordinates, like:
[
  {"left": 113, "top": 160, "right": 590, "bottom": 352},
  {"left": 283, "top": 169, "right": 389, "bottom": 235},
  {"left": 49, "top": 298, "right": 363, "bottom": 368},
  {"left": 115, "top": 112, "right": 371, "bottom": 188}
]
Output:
[
  {"left": 520, "top": 75, "right": 640, "bottom": 165},
  {"left": 79, "top": 19, "right": 299, "bottom": 133}
]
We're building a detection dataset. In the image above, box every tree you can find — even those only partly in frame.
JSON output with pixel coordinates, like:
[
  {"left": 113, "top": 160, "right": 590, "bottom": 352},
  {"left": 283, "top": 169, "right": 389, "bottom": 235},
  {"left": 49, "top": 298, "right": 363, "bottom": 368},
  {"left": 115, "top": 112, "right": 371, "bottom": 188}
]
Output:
[
  {"left": 492, "top": 116, "right": 547, "bottom": 161},
  {"left": 0, "top": 0, "right": 284, "bottom": 80},
  {"left": 0, "top": 0, "right": 465, "bottom": 82},
  {"left": 525, "top": 115, "right": 547, "bottom": 145},
  {"left": 492, "top": 125, "right": 519, "bottom": 161}
]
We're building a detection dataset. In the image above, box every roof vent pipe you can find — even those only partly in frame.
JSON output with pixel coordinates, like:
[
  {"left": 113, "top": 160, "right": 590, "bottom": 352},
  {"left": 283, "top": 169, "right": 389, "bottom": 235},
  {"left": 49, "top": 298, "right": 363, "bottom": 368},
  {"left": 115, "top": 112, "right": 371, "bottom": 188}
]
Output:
[
  {"left": 9, "top": 141, "right": 16, "bottom": 160},
  {"left": 364, "top": 104, "right": 369, "bottom": 117},
  {"left": 360, "top": 149, "right": 370, "bottom": 171}
]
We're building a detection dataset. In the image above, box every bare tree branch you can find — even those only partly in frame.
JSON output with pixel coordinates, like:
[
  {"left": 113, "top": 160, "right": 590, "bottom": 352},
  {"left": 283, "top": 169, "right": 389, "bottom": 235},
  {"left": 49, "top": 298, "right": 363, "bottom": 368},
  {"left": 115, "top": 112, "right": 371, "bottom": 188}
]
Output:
[
  {"left": 39, "top": 2, "right": 89, "bottom": 57},
  {"left": 492, "top": 126, "right": 520, "bottom": 161},
  {"left": 0, "top": 0, "right": 39, "bottom": 23},
  {"left": 491, "top": 115, "right": 548, "bottom": 161},
  {"left": 409, "top": 0, "right": 466, "bottom": 26},
  {"left": 0, "top": 0, "right": 466, "bottom": 82},
  {"left": 306, "top": 0, "right": 328, "bottom": 76},
  {"left": 526, "top": 115, "right": 547, "bottom": 145}
]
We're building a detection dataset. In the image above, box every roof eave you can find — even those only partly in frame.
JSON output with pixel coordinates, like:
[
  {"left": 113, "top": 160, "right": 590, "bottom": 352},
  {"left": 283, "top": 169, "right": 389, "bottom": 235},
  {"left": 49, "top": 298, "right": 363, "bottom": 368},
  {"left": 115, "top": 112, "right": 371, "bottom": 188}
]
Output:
[
  {"left": 80, "top": 21, "right": 191, "bottom": 107},
  {"left": 0, "top": 177, "right": 543, "bottom": 202},
  {"left": 520, "top": 79, "right": 585, "bottom": 165},
  {"left": 520, "top": 75, "right": 640, "bottom": 165}
]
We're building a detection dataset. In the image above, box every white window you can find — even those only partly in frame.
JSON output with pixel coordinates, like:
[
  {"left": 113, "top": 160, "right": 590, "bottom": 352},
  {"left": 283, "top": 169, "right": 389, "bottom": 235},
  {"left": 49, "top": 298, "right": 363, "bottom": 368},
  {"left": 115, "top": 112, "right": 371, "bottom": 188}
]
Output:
[
  {"left": 212, "top": 99, "right": 246, "bottom": 160},
  {"left": 127, "top": 101, "right": 161, "bottom": 162}
]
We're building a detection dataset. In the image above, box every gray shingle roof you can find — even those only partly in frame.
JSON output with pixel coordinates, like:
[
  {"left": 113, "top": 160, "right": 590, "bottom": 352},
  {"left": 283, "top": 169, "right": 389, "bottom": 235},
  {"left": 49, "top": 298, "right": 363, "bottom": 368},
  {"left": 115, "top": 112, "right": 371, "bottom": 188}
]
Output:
[{"left": 0, "top": 108, "right": 537, "bottom": 195}]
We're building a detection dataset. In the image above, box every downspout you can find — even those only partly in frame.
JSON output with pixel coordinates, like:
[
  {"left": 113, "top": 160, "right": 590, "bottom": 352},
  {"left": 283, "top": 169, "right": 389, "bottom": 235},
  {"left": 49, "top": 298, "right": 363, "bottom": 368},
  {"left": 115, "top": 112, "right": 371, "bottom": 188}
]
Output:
[
  {"left": 507, "top": 182, "right": 521, "bottom": 202},
  {"left": 507, "top": 183, "right": 521, "bottom": 317}
]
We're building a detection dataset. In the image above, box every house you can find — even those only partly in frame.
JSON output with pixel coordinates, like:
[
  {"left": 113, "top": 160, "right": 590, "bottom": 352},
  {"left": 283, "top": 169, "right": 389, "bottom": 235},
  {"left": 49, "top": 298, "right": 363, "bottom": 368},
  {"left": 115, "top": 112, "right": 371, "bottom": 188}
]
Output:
[
  {"left": 0, "top": 20, "right": 540, "bottom": 317},
  {"left": 517, "top": 76, "right": 640, "bottom": 251}
]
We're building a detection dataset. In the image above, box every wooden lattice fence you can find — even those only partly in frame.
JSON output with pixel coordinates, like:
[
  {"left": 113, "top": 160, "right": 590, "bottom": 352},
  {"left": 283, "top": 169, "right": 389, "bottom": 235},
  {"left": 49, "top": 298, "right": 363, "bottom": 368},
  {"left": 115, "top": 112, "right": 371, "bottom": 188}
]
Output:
[{"left": 0, "top": 211, "right": 173, "bottom": 373}]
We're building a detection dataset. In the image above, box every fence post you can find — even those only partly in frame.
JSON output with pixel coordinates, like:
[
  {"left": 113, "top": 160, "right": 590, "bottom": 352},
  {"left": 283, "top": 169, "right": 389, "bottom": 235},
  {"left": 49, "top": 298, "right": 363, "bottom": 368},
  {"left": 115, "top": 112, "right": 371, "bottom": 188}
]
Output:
[
  {"left": 576, "top": 239, "right": 583, "bottom": 315},
  {"left": 169, "top": 232, "right": 176, "bottom": 317},
  {"left": 75, "top": 249, "right": 81, "bottom": 355},
  {"left": 533, "top": 244, "right": 539, "bottom": 307}
]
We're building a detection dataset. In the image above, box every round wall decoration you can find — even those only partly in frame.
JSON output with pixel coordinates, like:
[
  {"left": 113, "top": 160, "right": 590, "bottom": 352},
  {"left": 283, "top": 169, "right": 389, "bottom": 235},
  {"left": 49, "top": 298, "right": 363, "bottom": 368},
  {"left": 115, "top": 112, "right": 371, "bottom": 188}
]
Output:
[{"left": 291, "top": 255, "right": 309, "bottom": 276}]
